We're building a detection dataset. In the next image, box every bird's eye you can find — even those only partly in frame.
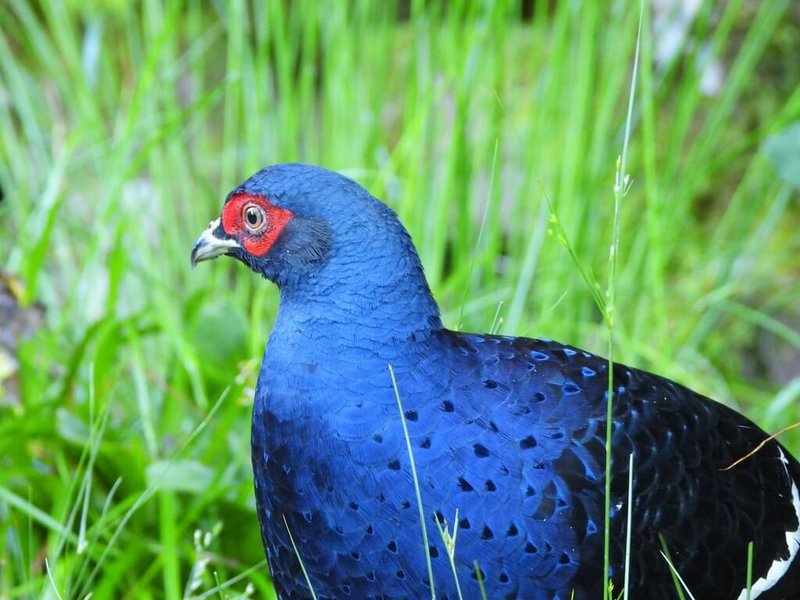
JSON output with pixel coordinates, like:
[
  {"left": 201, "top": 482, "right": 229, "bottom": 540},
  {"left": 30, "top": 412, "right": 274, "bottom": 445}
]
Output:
[{"left": 243, "top": 204, "right": 265, "bottom": 231}]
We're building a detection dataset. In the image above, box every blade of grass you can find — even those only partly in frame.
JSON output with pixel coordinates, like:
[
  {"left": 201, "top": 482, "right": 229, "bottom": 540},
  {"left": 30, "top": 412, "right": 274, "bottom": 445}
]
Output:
[
  {"left": 435, "top": 510, "right": 464, "bottom": 600},
  {"left": 604, "top": 5, "right": 643, "bottom": 597},
  {"left": 473, "top": 560, "right": 488, "bottom": 600},
  {"left": 282, "top": 515, "right": 317, "bottom": 600},
  {"left": 623, "top": 452, "right": 634, "bottom": 600},
  {"left": 457, "top": 138, "right": 500, "bottom": 331},
  {"left": 745, "top": 540, "right": 754, "bottom": 600},
  {"left": 388, "top": 363, "right": 436, "bottom": 600},
  {"left": 659, "top": 533, "right": 692, "bottom": 600}
]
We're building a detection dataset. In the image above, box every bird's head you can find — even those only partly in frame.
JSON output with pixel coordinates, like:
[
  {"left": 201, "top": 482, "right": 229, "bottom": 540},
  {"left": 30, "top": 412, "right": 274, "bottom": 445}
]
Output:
[
  {"left": 190, "top": 164, "right": 344, "bottom": 285},
  {"left": 191, "top": 164, "right": 441, "bottom": 337}
]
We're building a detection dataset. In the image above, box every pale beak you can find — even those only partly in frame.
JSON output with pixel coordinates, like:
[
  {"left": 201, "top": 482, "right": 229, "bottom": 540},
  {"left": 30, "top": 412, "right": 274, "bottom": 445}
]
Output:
[{"left": 190, "top": 218, "right": 241, "bottom": 268}]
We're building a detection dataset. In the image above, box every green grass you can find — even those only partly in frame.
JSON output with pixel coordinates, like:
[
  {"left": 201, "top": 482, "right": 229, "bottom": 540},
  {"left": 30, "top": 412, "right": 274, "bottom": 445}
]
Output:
[
  {"left": 1, "top": 1, "right": 799, "bottom": 598},
  {"left": 389, "top": 363, "right": 437, "bottom": 599}
]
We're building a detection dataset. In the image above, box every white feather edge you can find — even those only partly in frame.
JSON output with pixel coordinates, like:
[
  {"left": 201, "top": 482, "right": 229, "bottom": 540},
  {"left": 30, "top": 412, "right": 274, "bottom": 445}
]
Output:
[{"left": 736, "top": 447, "right": 800, "bottom": 600}]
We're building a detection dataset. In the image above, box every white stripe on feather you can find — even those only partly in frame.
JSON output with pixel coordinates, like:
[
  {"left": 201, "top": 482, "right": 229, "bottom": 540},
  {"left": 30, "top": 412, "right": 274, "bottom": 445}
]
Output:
[{"left": 736, "top": 447, "right": 800, "bottom": 600}]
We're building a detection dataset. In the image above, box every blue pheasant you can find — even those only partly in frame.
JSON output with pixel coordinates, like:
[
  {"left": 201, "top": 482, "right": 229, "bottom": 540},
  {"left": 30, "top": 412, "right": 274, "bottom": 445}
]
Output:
[{"left": 192, "top": 163, "right": 800, "bottom": 599}]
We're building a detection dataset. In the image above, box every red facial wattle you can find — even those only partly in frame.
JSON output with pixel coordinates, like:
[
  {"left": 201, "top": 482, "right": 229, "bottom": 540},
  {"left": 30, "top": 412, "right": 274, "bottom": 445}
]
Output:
[{"left": 221, "top": 193, "right": 293, "bottom": 256}]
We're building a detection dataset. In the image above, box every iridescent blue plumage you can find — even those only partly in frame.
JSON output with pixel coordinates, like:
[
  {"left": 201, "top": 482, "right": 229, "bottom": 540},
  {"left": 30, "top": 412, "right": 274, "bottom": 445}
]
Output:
[{"left": 194, "top": 164, "right": 800, "bottom": 600}]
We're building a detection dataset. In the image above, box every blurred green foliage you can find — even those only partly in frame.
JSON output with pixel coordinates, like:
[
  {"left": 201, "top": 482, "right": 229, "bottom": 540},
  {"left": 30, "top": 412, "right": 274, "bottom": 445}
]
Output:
[{"left": 0, "top": 1, "right": 798, "bottom": 598}]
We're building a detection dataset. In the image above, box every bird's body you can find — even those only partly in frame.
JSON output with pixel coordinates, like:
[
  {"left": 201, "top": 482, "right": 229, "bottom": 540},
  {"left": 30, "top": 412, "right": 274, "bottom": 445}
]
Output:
[{"left": 192, "top": 163, "right": 800, "bottom": 599}]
